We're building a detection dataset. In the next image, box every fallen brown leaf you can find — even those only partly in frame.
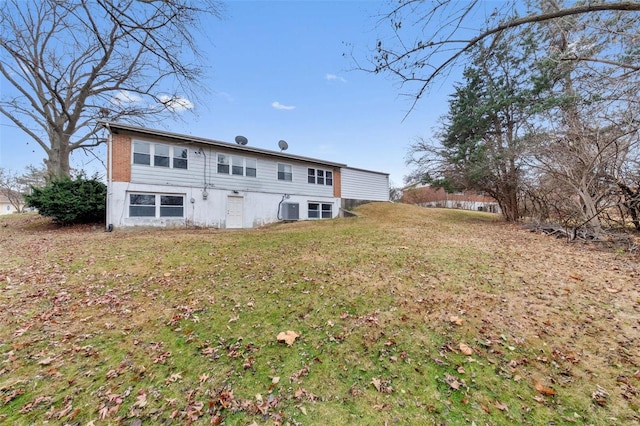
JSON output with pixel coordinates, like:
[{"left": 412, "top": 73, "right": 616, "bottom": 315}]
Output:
[
  {"left": 277, "top": 330, "right": 300, "bottom": 346},
  {"left": 534, "top": 379, "right": 556, "bottom": 396},
  {"left": 133, "top": 391, "right": 147, "bottom": 408},
  {"left": 449, "top": 315, "right": 463, "bottom": 326},
  {"left": 38, "top": 357, "right": 54, "bottom": 366},
  {"left": 592, "top": 385, "right": 609, "bottom": 406},
  {"left": 444, "top": 374, "right": 461, "bottom": 390},
  {"left": 459, "top": 342, "right": 473, "bottom": 356},
  {"left": 495, "top": 400, "right": 508, "bottom": 411},
  {"left": 371, "top": 377, "right": 381, "bottom": 392}
]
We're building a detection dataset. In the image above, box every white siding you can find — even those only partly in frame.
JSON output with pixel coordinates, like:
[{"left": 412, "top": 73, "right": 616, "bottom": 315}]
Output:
[
  {"left": 129, "top": 140, "right": 335, "bottom": 198},
  {"left": 108, "top": 134, "right": 385, "bottom": 228},
  {"left": 340, "top": 167, "right": 389, "bottom": 201},
  {"left": 0, "top": 202, "right": 18, "bottom": 215}
]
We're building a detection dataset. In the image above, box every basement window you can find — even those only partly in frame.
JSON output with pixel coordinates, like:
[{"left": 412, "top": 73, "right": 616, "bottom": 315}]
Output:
[
  {"left": 129, "top": 193, "right": 184, "bottom": 218},
  {"left": 308, "top": 202, "right": 332, "bottom": 219}
]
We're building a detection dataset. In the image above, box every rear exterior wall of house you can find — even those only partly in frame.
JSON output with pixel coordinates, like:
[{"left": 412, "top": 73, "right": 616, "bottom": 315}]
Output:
[{"left": 107, "top": 132, "right": 343, "bottom": 229}]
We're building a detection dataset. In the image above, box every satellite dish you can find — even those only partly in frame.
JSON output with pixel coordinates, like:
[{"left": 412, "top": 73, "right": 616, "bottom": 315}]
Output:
[
  {"left": 278, "top": 140, "right": 288, "bottom": 151},
  {"left": 235, "top": 135, "right": 248, "bottom": 145}
]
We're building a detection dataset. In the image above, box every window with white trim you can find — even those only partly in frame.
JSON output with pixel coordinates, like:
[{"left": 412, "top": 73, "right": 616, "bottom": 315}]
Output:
[
  {"left": 217, "top": 154, "right": 230, "bottom": 174},
  {"left": 160, "top": 196, "right": 184, "bottom": 217},
  {"left": 132, "top": 142, "right": 188, "bottom": 169},
  {"left": 246, "top": 158, "right": 257, "bottom": 177},
  {"left": 133, "top": 142, "right": 151, "bottom": 166},
  {"left": 173, "top": 148, "right": 188, "bottom": 169},
  {"left": 128, "top": 193, "right": 184, "bottom": 218},
  {"left": 217, "top": 154, "right": 257, "bottom": 177},
  {"left": 307, "top": 168, "right": 333, "bottom": 186},
  {"left": 154, "top": 144, "right": 170, "bottom": 167},
  {"left": 278, "top": 163, "right": 292, "bottom": 181},
  {"left": 308, "top": 202, "right": 333, "bottom": 219}
]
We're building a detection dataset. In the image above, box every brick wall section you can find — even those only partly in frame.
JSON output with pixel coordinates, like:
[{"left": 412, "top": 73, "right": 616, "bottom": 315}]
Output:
[
  {"left": 402, "top": 186, "right": 497, "bottom": 204},
  {"left": 333, "top": 168, "right": 341, "bottom": 198},
  {"left": 110, "top": 134, "right": 131, "bottom": 182}
]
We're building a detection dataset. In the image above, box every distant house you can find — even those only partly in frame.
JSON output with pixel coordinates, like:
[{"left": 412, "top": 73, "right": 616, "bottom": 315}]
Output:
[
  {"left": 0, "top": 189, "right": 24, "bottom": 215},
  {"left": 102, "top": 122, "right": 389, "bottom": 229},
  {"left": 402, "top": 183, "right": 501, "bottom": 214}
]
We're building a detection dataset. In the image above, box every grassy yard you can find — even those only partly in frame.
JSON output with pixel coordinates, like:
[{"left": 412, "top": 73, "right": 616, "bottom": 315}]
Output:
[{"left": 0, "top": 202, "right": 639, "bottom": 425}]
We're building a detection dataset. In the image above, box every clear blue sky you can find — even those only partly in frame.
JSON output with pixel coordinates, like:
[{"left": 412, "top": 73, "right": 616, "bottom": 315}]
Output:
[{"left": 0, "top": 0, "right": 462, "bottom": 186}]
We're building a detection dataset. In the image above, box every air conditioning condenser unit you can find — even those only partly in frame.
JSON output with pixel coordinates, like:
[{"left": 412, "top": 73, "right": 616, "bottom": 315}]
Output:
[{"left": 281, "top": 202, "right": 299, "bottom": 220}]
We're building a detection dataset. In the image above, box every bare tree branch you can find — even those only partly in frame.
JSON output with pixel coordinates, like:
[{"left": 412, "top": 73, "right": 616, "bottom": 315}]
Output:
[
  {"left": 0, "top": 0, "right": 222, "bottom": 177},
  {"left": 369, "top": 0, "right": 640, "bottom": 116}
]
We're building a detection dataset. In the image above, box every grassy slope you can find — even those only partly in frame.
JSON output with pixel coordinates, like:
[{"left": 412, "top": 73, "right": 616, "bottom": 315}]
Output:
[{"left": 0, "top": 203, "right": 639, "bottom": 425}]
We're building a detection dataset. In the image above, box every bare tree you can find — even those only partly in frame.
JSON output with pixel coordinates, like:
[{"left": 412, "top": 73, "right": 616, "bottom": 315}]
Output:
[
  {"left": 16, "top": 164, "right": 48, "bottom": 193},
  {"left": 0, "top": 168, "right": 26, "bottom": 213},
  {"left": 524, "top": 0, "right": 640, "bottom": 236},
  {"left": 0, "top": 0, "right": 221, "bottom": 177},
  {"left": 370, "top": 0, "right": 640, "bottom": 114}
]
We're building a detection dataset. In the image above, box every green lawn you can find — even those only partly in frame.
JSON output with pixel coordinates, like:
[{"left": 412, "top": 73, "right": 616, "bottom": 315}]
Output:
[{"left": 1, "top": 203, "right": 638, "bottom": 425}]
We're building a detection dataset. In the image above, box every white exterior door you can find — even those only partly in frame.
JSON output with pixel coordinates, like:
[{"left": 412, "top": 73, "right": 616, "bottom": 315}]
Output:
[{"left": 226, "top": 196, "right": 244, "bottom": 228}]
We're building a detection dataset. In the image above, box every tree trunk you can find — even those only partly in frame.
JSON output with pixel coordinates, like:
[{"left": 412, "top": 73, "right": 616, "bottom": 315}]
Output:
[
  {"left": 577, "top": 180, "right": 603, "bottom": 236},
  {"left": 496, "top": 183, "right": 520, "bottom": 222},
  {"left": 616, "top": 182, "right": 640, "bottom": 231},
  {"left": 44, "top": 133, "right": 71, "bottom": 179}
]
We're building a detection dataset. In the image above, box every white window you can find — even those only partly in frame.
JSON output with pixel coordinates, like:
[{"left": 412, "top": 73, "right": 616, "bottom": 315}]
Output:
[
  {"left": 154, "top": 144, "right": 170, "bottom": 167},
  {"left": 217, "top": 154, "right": 257, "bottom": 177},
  {"left": 308, "top": 202, "right": 333, "bottom": 219},
  {"left": 173, "top": 148, "right": 188, "bottom": 169},
  {"left": 232, "top": 156, "right": 244, "bottom": 175},
  {"left": 133, "top": 142, "right": 151, "bottom": 166},
  {"left": 217, "top": 154, "right": 230, "bottom": 174},
  {"left": 321, "top": 203, "right": 332, "bottom": 218},
  {"left": 307, "top": 168, "right": 333, "bottom": 186},
  {"left": 128, "top": 193, "right": 184, "bottom": 218},
  {"left": 160, "top": 196, "right": 184, "bottom": 217},
  {"left": 278, "top": 163, "right": 292, "bottom": 181},
  {"left": 246, "top": 158, "right": 257, "bottom": 177},
  {"left": 129, "top": 194, "right": 156, "bottom": 217},
  {"left": 132, "top": 142, "right": 188, "bottom": 169}
]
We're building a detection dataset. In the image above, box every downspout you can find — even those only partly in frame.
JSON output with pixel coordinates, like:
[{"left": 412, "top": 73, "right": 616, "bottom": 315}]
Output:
[
  {"left": 201, "top": 148, "right": 209, "bottom": 199},
  {"left": 105, "top": 123, "right": 113, "bottom": 232}
]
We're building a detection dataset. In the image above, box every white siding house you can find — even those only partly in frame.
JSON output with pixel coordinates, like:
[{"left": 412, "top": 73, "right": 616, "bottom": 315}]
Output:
[
  {"left": 0, "top": 196, "right": 18, "bottom": 215},
  {"left": 340, "top": 167, "right": 390, "bottom": 209},
  {"left": 0, "top": 190, "right": 24, "bottom": 215},
  {"left": 103, "top": 122, "right": 389, "bottom": 229}
]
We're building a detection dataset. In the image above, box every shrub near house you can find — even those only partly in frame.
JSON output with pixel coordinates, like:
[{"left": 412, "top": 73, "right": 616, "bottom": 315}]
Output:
[{"left": 24, "top": 176, "right": 106, "bottom": 225}]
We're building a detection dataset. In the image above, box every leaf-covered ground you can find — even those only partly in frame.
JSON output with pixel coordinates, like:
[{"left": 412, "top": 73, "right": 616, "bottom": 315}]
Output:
[{"left": 0, "top": 203, "right": 639, "bottom": 425}]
